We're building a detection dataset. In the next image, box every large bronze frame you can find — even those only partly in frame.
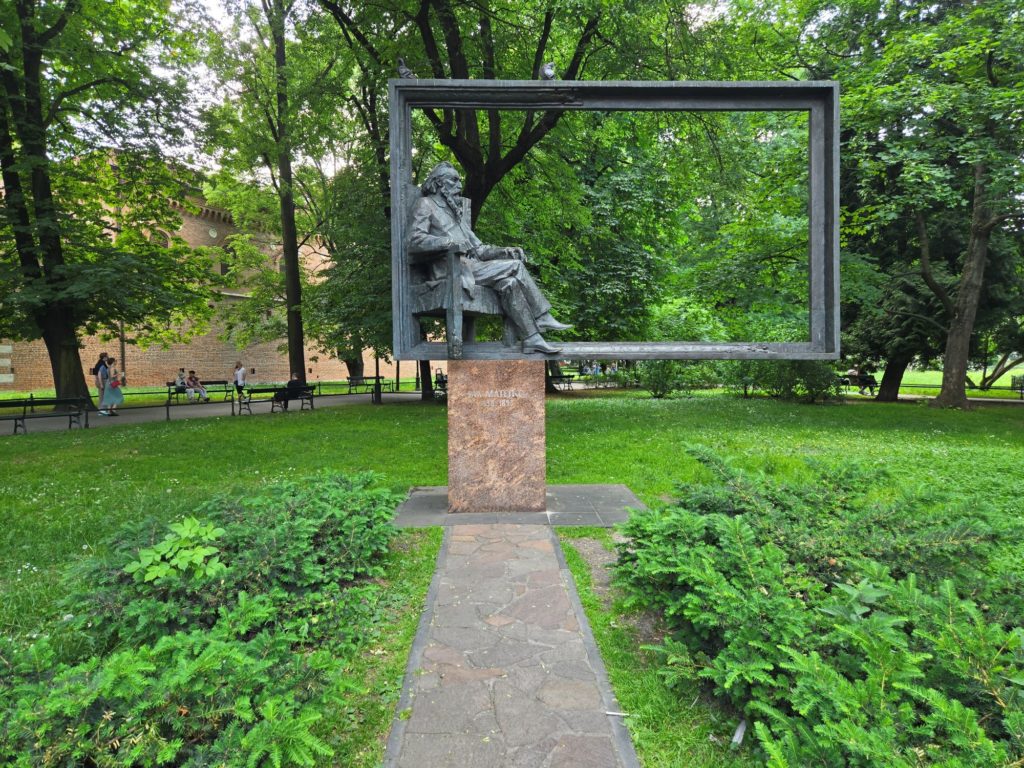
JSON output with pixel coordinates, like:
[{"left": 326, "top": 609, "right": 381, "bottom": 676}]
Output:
[{"left": 390, "top": 79, "right": 839, "bottom": 361}]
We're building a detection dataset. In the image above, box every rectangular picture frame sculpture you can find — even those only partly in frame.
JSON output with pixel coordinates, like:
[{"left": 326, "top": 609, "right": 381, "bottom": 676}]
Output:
[{"left": 390, "top": 79, "right": 839, "bottom": 361}]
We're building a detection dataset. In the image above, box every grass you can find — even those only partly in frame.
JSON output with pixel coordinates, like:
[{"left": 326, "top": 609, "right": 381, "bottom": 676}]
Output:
[
  {"left": 558, "top": 527, "right": 755, "bottom": 767},
  {"left": 0, "top": 378, "right": 428, "bottom": 407},
  {"left": 900, "top": 367, "right": 1020, "bottom": 389},
  {"left": 0, "top": 401, "right": 448, "bottom": 634},
  {"left": 1, "top": 391, "right": 1022, "bottom": 766},
  {"left": 4, "top": 392, "right": 1023, "bottom": 634},
  {"left": 326, "top": 526, "right": 442, "bottom": 766}
]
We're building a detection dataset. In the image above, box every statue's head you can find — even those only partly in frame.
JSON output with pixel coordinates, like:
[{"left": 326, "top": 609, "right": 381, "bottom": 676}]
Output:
[{"left": 421, "top": 162, "right": 461, "bottom": 196}]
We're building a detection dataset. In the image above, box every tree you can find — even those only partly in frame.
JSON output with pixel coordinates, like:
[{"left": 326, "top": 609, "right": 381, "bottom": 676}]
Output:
[
  {"left": 795, "top": 0, "right": 1024, "bottom": 408},
  {"left": 0, "top": 0, "right": 217, "bottom": 399},
  {"left": 319, "top": 0, "right": 613, "bottom": 224},
  {"left": 203, "top": 0, "right": 338, "bottom": 383},
  {"left": 301, "top": 164, "right": 393, "bottom": 377}
]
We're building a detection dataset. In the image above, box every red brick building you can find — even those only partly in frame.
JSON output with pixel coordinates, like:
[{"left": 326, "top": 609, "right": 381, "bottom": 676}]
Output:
[{"left": 0, "top": 200, "right": 410, "bottom": 391}]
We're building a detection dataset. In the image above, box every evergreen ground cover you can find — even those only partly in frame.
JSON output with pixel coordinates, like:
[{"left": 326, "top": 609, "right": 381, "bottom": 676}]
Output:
[
  {"left": 1, "top": 394, "right": 1022, "bottom": 765},
  {"left": 0, "top": 471, "right": 441, "bottom": 766}
]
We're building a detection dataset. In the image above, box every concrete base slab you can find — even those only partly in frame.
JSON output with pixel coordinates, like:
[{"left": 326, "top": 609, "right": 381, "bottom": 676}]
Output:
[{"left": 394, "top": 484, "right": 646, "bottom": 528}]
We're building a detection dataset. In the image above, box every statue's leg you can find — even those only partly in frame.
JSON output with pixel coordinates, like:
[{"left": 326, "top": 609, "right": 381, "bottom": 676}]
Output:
[
  {"left": 508, "top": 261, "right": 552, "bottom": 319},
  {"left": 474, "top": 260, "right": 551, "bottom": 329},
  {"left": 497, "top": 281, "right": 538, "bottom": 340}
]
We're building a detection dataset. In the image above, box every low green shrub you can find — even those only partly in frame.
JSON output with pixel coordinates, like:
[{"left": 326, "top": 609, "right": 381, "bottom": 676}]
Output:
[
  {"left": 636, "top": 360, "right": 684, "bottom": 398},
  {"left": 726, "top": 360, "right": 842, "bottom": 403},
  {"left": 0, "top": 472, "right": 399, "bottom": 767},
  {"left": 636, "top": 360, "right": 721, "bottom": 398},
  {"left": 616, "top": 451, "right": 1024, "bottom": 766}
]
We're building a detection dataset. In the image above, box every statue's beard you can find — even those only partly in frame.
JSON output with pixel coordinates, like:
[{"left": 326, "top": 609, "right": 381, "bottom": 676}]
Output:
[{"left": 440, "top": 189, "right": 462, "bottom": 221}]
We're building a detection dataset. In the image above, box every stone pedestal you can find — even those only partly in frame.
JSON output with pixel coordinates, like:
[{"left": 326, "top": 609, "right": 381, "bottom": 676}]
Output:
[{"left": 447, "top": 360, "right": 546, "bottom": 513}]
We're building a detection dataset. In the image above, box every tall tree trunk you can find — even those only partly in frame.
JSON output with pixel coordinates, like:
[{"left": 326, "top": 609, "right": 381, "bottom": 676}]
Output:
[
  {"left": 419, "top": 360, "right": 434, "bottom": 400},
  {"left": 2, "top": 20, "right": 87, "bottom": 401},
  {"left": 41, "top": 312, "right": 91, "bottom": 402},
  {"left": 344, "top": 358, "right": 364, "bottom": 380},
  {"left": 268, "top": 0, "right": 305, "bottom": 383},
  {"left": 932, "top": 166, "right": 992, "bottom": 409},
  {"left": 876, "top": 352, "right": 911, "bottom": 402}
]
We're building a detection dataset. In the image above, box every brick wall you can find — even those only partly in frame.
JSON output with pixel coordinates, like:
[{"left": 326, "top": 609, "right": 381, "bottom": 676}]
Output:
[
  {"left": 0, "top": 201, "right": 438, "bottom": 392},
  {"left": 0, "top": 324, "right": 424, "bottom": 391}
]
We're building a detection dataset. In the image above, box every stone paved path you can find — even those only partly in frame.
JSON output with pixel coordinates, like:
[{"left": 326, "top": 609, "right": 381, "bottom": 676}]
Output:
[{"left": 384, "top": 524, "right": 638, "bottom": 768}]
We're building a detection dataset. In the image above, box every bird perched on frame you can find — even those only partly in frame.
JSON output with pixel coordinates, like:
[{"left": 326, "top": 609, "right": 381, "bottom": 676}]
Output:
[
  {"left": 397, "top": 57, "right": 417, "bottom": 79},
  {"left": 540, "top": 62, "right": 556, "bottom": 80}
]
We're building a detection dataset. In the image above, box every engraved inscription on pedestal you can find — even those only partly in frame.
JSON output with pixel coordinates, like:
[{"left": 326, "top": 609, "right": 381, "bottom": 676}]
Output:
[{"left": 447, "top": 360, "right": 546, "bottom": 513}]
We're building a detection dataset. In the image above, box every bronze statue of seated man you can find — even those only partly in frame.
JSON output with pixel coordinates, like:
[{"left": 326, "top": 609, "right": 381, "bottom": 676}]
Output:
[{"left": 407, "top": 161, "right": 571, "bottom": 355}]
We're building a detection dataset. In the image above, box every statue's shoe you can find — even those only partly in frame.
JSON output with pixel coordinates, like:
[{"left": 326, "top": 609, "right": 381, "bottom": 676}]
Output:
[
  {"left": 536, "top": 313, "right": 573, "bottom": 332},
  {"left": 522, "top": 335, "right": 561, "bottom": 355}
]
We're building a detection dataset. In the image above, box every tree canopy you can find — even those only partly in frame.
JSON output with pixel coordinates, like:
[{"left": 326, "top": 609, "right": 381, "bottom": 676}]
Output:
[
  {"left": 4, "top": 0, "right": 1022, "bottom": 406},
  {"left": 1, "top": 0, "right": 219, "bottom": 398}
]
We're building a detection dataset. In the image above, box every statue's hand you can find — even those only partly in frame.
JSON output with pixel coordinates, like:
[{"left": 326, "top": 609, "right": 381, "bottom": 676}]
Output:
[{"left": 504, "top": 246, "right": 526, "bottom": 262}]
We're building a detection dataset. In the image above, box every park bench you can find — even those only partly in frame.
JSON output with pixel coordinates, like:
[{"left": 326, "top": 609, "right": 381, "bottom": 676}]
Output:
[
  {"left": 238, "top": 384, "right": 315, "bottom": 415},
  {"left": 165, "top": 380, "right": 234, "bottom": 404},
  {"left": 347, "top": 376, "right": 394, "bottom": 395},
  {"left": 433, "top": 369, "right": 448, "bottom": 403},
  {"left": 549, "top": 373, "right": 575, "bottom": 391},
  {"left": 165, "top": 380, "right": 235, "bottom": 420},
  {"left": 1013, "top": 375, "right": 1024, "bottom": 400},
  {"left": 0, "top": 396, "right": 90, "bottom": 435}
]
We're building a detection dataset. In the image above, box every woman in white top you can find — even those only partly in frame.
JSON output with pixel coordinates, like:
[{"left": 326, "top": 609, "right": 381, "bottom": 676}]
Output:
[{"left": 233, "top": 362, "right": 247, "bottom": 395}]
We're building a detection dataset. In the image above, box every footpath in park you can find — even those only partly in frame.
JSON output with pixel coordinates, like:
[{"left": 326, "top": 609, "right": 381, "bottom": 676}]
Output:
[
  {"left": 4, "top": 388, "right": 1023, "bottom": 438},
  {"left": 385, "top": 492, "right": 643, "bottom": 768},
  {"left": 0, "top": 391, "right": 424, "bottom": 436}
]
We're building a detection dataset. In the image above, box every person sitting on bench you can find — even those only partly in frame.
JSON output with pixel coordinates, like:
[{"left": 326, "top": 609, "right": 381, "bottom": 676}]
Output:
[
  {"left": 185, "top": 370, "right": 209, "bottom": 402},
  {"left": 273, "top": 373, "right": 305, "bottom": 410}
]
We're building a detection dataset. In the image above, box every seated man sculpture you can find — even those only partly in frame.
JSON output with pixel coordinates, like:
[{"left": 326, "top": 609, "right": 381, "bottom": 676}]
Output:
[{"left": 407, "top": 161, "right": 571, "bottom": 355}]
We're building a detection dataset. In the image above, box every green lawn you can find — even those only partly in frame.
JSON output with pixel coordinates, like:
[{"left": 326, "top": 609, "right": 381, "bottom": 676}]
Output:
[
  {"left": 4, "top": 391, "right": 1022, "bottom": 634},
  {"left": 1, "top": 392, "right": 1021, "bottom": 765}
]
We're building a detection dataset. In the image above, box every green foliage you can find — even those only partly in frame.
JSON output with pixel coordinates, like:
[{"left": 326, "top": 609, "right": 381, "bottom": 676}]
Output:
[
  {"left": 124, "top": 517, "right": 227, "bottom": 584},
  {"left": 636, "top": 360, "right": 684, "bottom": 399},
  {"left": 725, "top": 359, "right": 842, "bottom": 403},
  {"left": 213, "top": 233, "right": 296, "bottom": 351},
  {"left": 0, "top": 472, "right": 399, "bottom": 767},
  {"left": 796, "top": 0, "right": 1024, "bottom": 399},
  {"left": 0, "top": 0, "right": 217, "bottom": 397},
  {"left": 616, "top": 451, "right": 1024, "bottom": 765}
]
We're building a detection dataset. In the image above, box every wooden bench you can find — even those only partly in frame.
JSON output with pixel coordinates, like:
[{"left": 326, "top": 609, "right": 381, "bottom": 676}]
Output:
[
  {"left": 433, "top": 370, "right": 448, "bottom": 403},
  {"left": 165, "top": 380, "right": 233, "bottom": 404},
  {"left": 347, "top": 376, "right": 394, "bottom": 394},
  {"left": 165, "top": 381, "right": 235, "bottom": 420},
  {"left": 1013, "top": 375, "right": 1024, "bottom": 400},
  {"left": 238, "top": 385, "right": 315, "bottom": 415},
  {"left": 550, "top": 373, "right": 575, "bottom": 391},
  {"left": 0, "top": 396, "right": 90, "bottom": 435}
]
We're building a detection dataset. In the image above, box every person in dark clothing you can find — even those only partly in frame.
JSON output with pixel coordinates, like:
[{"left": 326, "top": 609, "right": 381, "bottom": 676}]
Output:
[{"left": 274, "top": 373, "right": 304, "bottom": 410}]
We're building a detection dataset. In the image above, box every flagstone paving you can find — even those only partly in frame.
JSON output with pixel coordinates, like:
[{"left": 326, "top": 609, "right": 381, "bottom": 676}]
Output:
[{"left": 384, "top": 523, "right": 639, "bottom": 768}]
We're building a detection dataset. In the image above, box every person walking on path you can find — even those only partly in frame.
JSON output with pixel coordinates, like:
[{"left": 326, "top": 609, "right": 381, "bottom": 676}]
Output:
[
  {"left": 94, "top": 352, "right": 110, "bottom": 415},
  {"left": 233, "top": 362, "right": 247, "bottom": 395},
  {"left": 100, "top": 358, "right": 125, "bottom": 416}
]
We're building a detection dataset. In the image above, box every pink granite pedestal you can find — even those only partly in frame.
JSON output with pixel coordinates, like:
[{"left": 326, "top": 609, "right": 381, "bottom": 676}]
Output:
[{"left": 447, "top": 360, "right": 546, "bottom": 513}]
